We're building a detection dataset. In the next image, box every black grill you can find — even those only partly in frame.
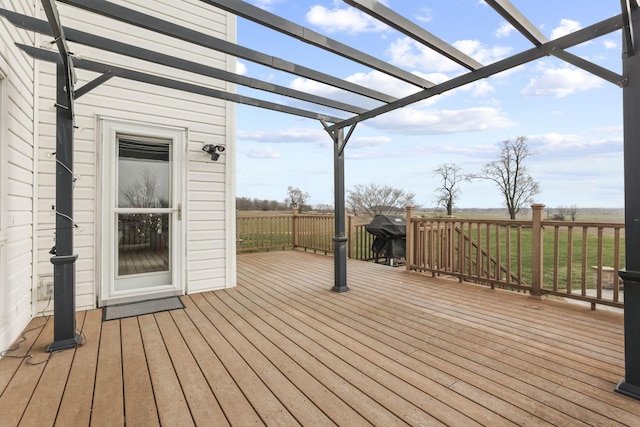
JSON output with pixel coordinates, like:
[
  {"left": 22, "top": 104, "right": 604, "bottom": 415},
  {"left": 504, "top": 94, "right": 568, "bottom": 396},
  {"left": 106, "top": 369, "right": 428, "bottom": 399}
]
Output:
[{"left": 365, "top": 214, "right": 406, "bottom": 265}]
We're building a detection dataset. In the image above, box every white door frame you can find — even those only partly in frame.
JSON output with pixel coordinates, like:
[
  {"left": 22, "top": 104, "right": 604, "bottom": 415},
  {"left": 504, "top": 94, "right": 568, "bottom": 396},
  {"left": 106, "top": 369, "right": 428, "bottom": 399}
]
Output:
[{"left": 98, "top": 117, "right": 186, "bottom": 306}]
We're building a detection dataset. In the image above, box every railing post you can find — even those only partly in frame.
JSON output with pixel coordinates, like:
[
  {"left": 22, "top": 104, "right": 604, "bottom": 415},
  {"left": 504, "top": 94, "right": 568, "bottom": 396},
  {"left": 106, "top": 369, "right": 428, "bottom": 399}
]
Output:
[
  {"left": 406, "top": 206, "right": 414, "bottom": 271},
  {"left": 292, "top": 208, "right": 299, "bottom": 248},
  {"left": 531, "top": 203, "right": 545, "bottom": 298}
]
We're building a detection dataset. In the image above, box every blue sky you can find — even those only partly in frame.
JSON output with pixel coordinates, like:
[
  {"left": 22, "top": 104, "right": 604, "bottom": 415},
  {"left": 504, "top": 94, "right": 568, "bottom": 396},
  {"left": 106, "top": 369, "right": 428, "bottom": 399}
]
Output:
[{"left": 234, "top": 0, "right": 624, "bottom": 210}]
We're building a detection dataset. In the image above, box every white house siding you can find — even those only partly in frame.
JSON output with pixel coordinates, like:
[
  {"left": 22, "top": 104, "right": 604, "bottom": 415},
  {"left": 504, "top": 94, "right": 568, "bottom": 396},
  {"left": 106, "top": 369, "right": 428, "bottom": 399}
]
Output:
[
  {"left": 0, "top": 2, "right": 36, "bottom": 352},
  {"left": 34, "top": 1, "right": 236, "bottom": 313}
]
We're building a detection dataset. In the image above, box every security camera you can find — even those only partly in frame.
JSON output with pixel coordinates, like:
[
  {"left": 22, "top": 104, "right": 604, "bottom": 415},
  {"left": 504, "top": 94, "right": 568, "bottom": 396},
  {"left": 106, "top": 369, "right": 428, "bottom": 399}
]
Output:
[{"left": 202, "top": 144, "right": 225, "bottom": 161}]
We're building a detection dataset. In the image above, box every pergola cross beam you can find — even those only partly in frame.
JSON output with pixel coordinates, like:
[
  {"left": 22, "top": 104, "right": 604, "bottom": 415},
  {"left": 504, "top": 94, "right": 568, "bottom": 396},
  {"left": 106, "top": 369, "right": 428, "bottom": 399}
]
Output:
[
  {"left": 327, "top": 13, "right": 624, "bottom": 132},
  {"left": 344, "top": 0, "right": 483, "bottom": 71},
  {"left": 201, "top": 0, "right": 436, "bottom": 89},
  {"left": 0, "top": 9, "right": 365, "bottom": 115},
  {"left": 57, "top": 0, "right": 396, "bottom": 104},
  {"left": 18, "top": 44, "right": 345, "bottom": 123},
  {"left": 485, "top": 0, "right": 624, "bottom": 85}
]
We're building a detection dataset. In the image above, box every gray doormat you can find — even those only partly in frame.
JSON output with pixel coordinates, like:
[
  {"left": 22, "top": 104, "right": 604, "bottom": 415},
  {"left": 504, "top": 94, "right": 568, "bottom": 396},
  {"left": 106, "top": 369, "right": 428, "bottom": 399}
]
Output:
[{"left": 103, "top": 296, "right": 185, "bottom": 321}]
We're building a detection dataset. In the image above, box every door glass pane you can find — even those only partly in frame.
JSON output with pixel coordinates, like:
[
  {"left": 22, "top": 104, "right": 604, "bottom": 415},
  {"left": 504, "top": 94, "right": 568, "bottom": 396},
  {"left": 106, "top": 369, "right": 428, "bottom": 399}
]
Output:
[
  {"left": 116, "top": 138, "right": 172, "bottom": 278},
  {"left": 118, "top": 213, "right": 170, "bottom": 276},
  {"left": 118, "top": 139, "right": 171, "bottom": 208}
]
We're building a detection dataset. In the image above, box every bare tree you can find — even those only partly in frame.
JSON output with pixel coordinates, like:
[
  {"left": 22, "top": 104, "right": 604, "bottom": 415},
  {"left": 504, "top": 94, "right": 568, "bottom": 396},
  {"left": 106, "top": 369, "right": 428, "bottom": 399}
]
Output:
[
  {"left": 552, "top": 206, "right": 567, "bottom": 221},
  {"left": 433, "top": 163, "right": 468, "bottom": 216},
  {"left": 286, "top": 186, "right": 310, "bottom": 212},
  {"left": 476, "top": 136, "right": 540, "bottom": 219},
  {"left": 347, "top": 183, "right": 416, "bottom": 217},
  {"left": 120, "top": 168, "right": 167, "bottom": 208},
  {"left": 568, "top": 204, "right": 578, "bottom": 221}
]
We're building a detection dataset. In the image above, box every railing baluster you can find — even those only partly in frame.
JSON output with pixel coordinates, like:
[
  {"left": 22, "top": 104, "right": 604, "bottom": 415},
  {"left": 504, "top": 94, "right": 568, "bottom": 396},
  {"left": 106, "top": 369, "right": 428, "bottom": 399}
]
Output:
[
  {"left": 496, "top": 225, "right": 501, "bottom": 281},
  {"left": 553, "top": 225, "right": 560, "bottom": 292},
  {"left": 506, "top": 224, "right": 511, "bottom": 285},
  {"left": 581, "top": 226, "right": 588, "bottom": 296},
  {"left": 597, "top": 227, "right": 604, "bottom": 302},
  {"left": 614, "top": 227, "right": 621, "bottom": 302},
  {"left": 566, "top": 226, "right": 573, "bottom": 295}
]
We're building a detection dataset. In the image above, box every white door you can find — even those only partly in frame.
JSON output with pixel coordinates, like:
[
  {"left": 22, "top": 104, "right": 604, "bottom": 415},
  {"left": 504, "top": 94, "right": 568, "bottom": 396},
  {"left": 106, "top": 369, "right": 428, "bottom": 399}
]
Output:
[{"left": 100, "top": 119, "right": 185, "bottom": 305}]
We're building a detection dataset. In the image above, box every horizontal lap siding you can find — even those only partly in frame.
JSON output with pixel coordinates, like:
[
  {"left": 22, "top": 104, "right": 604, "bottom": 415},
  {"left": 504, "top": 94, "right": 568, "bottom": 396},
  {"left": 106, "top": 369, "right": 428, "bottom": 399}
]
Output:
[
  {"left": 35, "top": 1, "right": 234, "bottom": 310},
  {"left": 0, "top": 2, "right": 35, "bottom": 351}
]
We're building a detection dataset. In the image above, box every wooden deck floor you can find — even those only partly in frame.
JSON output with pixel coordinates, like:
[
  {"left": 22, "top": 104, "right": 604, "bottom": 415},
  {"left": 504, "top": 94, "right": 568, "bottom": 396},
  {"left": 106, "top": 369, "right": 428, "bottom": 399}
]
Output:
[{"left": 1, "top": 250, "right": 638, "bottom": 426}]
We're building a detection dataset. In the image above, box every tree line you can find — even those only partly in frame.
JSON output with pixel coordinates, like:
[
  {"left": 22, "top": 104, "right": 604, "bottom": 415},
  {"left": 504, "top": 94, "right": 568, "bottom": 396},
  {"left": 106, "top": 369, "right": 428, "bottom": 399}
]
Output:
[{"left": 238, "top": 136, "right": 578, "bottom": 220}]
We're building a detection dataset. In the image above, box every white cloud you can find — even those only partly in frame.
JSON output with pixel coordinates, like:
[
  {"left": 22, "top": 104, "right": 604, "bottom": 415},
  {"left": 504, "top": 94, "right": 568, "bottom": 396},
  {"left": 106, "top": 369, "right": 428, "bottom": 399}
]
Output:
[
  {"left": 349, "top": 135, "right": 392, "bottom": 148},
  {"left": 520, "top": 65, "right": 604, "bottom": 98},
  {"left": 345, "top": 70, "right": 424, "bottom": 98},
  {"left": 248, "top": 0, "right": 282, "bottom": 11},
  {"left": 529, "top": 132, "right": 622, "bottom": 152},
  {"left": 415, "top": 7, "right": 432, "bottom": 23},
  {"left": 289, "top": 78, "right": 343, "bottom": 97},
  {"left": 238, "top": 128, "right": 326, "bottom": 143},
  {"left": 387, "top": 37, "right": 463, "bottom": 73},
  {"left": 603, "top": 39, "right": 618, "bottom": 50},
  {"left": 368, "top": 107, "right": 516, "bottom": 134},
  {"left": 290, "top": 70, "right": 458, "bottom": 109},
  {"left": 236, "top": 60, "right": 247, "bottom": 75},
  {"left": 452, "top": 39, "right": 511, "bottom": 65},
  {"left": 387, "top": 37, "right": 511, "bottom": 73},
  {"left": 306, "top": 4, "right": 389, "bottom": 34},
  {"left": 240, "top": 147, "right": 281, "bottom": 159},
  {"left": 461, "top": 80, "right": 495, "bottom": 97},
  {"left": 496, "top": 22, "right": 515, "bottom": 38},
  {"left": 550, "top": 19, "right": 581, "bottom": 40}
]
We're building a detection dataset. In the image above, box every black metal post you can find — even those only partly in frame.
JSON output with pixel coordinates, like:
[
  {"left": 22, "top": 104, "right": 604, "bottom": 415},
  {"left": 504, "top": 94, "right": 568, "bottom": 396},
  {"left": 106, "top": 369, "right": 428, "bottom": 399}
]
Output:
[
  {"left": 47, "top": 63, "right": 81, "bottom": 352},
  {"left": 332, "top": 128, "right": 349, "bottom": 292},
  {"left": 616, "top": 4, "right": 640, "bottom": 399}
]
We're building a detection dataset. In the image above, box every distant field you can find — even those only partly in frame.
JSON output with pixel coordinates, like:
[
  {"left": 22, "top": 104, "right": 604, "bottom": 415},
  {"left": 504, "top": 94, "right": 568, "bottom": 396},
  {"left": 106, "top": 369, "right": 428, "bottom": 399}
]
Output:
[
  {"left": 412, "top": 208, "right": 624, "bottom": 223},
  {"left": 237, "top": 209, "right": 625, "bottom": 223}
]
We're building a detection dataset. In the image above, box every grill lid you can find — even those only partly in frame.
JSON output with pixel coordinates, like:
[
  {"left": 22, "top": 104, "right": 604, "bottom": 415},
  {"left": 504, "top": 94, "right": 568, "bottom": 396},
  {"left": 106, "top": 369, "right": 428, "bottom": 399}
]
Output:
[{"left": 365, "top": 214, "right": 406, "bottom": 238}]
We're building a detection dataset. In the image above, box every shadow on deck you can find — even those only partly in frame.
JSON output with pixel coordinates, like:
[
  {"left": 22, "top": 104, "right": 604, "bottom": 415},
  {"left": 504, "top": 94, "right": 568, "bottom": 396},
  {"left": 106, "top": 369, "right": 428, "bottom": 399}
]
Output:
[{"left": 0, "top": 250, "right": 637, "bottom": 425}]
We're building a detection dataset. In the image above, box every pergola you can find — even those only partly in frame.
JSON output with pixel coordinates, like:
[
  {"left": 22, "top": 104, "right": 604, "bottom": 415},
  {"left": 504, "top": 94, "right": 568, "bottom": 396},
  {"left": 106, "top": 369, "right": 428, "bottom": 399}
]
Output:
[{"left": 2, "top": 0, "right": 639, "bottom": 399}]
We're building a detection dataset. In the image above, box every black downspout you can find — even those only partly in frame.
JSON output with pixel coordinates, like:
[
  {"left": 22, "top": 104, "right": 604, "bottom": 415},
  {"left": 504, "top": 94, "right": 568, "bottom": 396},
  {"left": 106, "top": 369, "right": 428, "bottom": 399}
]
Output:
[
  {"left": 616, "top": 5, "right": 640, "bottom": 399},
  {"left": 47, "top": 63, "right": 81, "bottom": 352},
  {"left": 332, "top": 127, "right": 349, "bottom": 293}
]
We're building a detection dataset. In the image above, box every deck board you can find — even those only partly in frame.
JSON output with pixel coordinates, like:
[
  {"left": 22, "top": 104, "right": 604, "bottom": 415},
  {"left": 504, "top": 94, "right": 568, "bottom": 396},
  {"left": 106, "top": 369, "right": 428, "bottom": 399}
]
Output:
[
  {"left": 0, "top": 317, "right": 47, "bottom": 395},
  {"left": 19, "top": 313, "right": 85, "bottom": 427},
  {"left": 121, "top": 316, "right": 160, "bottom": 427},
  {"left": 0, "top": 250, "right": 638, "bottom": 426},
  {"left": 0, "top": 316, "right": 54, "bottom": 426},
  {"left": 137, "top": 314, "right": 195, "bottom": 427},
  {"left": 210, "top": 289, "right": 386, "bottom": 426},
  {"left": 153, "top": 311, "right": 228, "bottom": 426},
  {"left": 56, "top": 308, "right": 101, "bottom": 426},
  {"left": 169, "top": 308, "right": 264, "bottom": 425},
  {"left": 91, "top": 318, "right": 124, "bottom": 427},
  {"left": 185, "top": 294, "right": 300, "bottom": 425}
]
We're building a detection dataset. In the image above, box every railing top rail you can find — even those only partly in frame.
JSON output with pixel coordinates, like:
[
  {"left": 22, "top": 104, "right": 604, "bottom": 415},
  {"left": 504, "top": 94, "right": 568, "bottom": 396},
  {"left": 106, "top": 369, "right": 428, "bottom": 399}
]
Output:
[
  {"left": 541, "top": 220, "right": 625, "bottom": 228},
  {"left": 237, "top": 215, "right": 292, "bottom": 219},
  {"left": 409, "top": 217, "right": 531, "bottom": 226}
]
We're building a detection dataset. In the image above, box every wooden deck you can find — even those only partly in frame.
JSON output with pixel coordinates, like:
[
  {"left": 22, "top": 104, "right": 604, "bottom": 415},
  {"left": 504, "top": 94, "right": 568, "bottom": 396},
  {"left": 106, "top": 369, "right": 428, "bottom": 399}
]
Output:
[{"left": 1, "top": 250, "right": 638, "bottom": 426}]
